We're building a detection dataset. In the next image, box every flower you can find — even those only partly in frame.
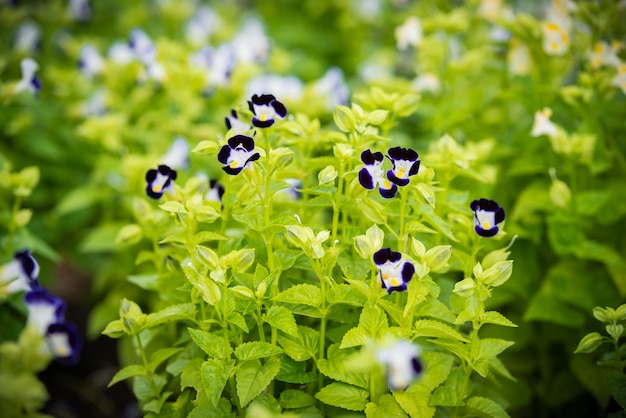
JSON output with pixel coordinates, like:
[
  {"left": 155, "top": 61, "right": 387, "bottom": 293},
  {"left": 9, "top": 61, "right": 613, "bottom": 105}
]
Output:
[
  {"left": 129, "top": 29, "right": 156, "bottom": 64},
  {"left": 412, "top": 73, "right": 441, "bottom": 94},
  {"left": 145, "top": 164, "right": 177, "bottom": 199},
  {"left": 386, "top": 147, "right": 420, "bottom": 186},
  {"left": 108, "top": 41, "right": 134, "bottom": 64},
  {"left": 190, "top": 44, "right": 235, "bottom": 89},
  {"left": 68, "top": 0, "right": 91, "bottom": 22},
  {"left": 161, "top": 136, "right": 189, "bottom": 170},
  {"left": 376, "top": 340, "right": 423, "bottom": 391},
  {"left": 542, "top": 21, "right": 569, "bottom": 56},
  {"left": 217, "top": 135, "right": 260, "bottom": 175},
  {"left": 395, "top": 17, "right": 422, "bottom": 50},
  {"left": 15, "top": 57, "right": 41, "bottom": 96},
  {"left": 247, "top": 74, "right": 304, "bottom": 102},
  {"left": 24, "top": 288, "right": 66, "bottom": 335},
  {"left": 185, "top": 5, "right": 220, "bottom": 46},
  {"left": 313, "top": 67, "right": 350, "bottom": 109},
  {"left": 373, "top": 248, "right": 415, "bottom": 293},
  {"left": 0, "top": 250, "right": 40, "bottom": 294},
  {"left": 206, "top": 179, "right": 225, "bottom": 203},
  {"left": 358, "top": 150, "right": 398, "bottom": 198},
  {"left": 78, "top": 44, "right": 104, "bottom": 78},
  {"left": 589, "top": 41, "right": 622, "bottom": 69},
  {"left": 531, "top": 107, "right": 557, "bottom": 138},
  {"left": 232, "top": 18, "right": 270, "bottom": 63},
  {"left": 247, "top": 94, "right": 287, "bottom": 128},
  {"left": 14, "top": 21, "right": 41, "bottom": 53},
  {"left": 507, "top": 39, "right": 531, "bottom": 76},
  {"left": 612, "top": 64, "right": 626, "bottom": 94},
  {"left": 224, "top": 109, "right": 251, "bottom": 135},
  {"left": 45, "top": 322, "right": 82, "bottom": 365},
  {"left": 470, "top": 198, "right": 505, "bottom": 237}
]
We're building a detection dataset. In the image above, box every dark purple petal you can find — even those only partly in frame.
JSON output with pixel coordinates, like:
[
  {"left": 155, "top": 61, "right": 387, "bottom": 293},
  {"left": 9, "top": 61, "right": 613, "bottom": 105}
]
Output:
[
  {"left": 387, "top": 170, "right": 410, "bottom": 187},
  {"left": 475, "top": 225, "right": 499, "bottom": 237},
  {"left": 222, "top": 165, "right": 244, "bottom": 175},
  {"left": 31, "top": 76, "right": 41, "bottom": 94},
  {"left": 373, "top": 248, "right": 402, "bottom": 265},
  {"left": 386, "top": 282, "right": 408, "bottom": 294},
  {"left": 217, "top": 144, "right": 231, "bottom": 164},
  {"left": 411, "top": 357, "right": 423, "bottom": 375},
  {"left": 209, "top": 180, "right": 225, "bottom": 200},
  {"left": 470, "top": 198, "right": 500, "bottom": 212},
  {"left": 15, "top": 250, "right": 38, "bottom": 283},
  {"left": 46, "top": 322, "right": 82, "bottom": 365},
  {"left": 361, "top": 150, "right": 383, "bottom": 165},
  {"left": 408, "top": 160, "right": 420, "bottom": 176},
  {"left": 270, "top": 100, "right": 287, "bottom": 118},
  {"left": 228, "top": 134, "right": 255, "bottom": 151},
  {"left": 495, "top": 207, "right": 506, "bottom": 224},
  {"left": 379, "top": 184, "right": 398, "bottom": 199},
  {"left": 252, "top": 117, "right": 275, "bottom": 128},
  {"left": 401, "top": 262, "right": 415, "bottom": 284},
  {"left": 251, "top": 93, "right": 276, "bottom": 106},
  {"left": 25, "top": 288, "right": 66, "bottom": 322},
  {"left": 145, "top": 185, "right": 164, "bottom": 199},
  {"left": 359, "top": 168, "right": 375, "bottom": 190}
]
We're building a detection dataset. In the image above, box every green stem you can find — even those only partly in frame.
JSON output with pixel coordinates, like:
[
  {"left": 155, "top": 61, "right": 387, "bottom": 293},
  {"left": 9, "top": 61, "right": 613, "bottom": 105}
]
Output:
[
  {"left": 331, "top": 160, "right": 345, "bottom": 242},
  {"left": 398, "top": 186, "right": 408, "bottom": 252},
  {"left": 135, "top": 333, "right": 152, "bottom": 379},
  {"left": 255, "top": 305, "right": 266, "bottom": 343},
  {"left": 6, "top": 196, "right": 22, "bottom": 254},
  {"left": 218, "top": 175, "right": 231, "bottom": 254}
]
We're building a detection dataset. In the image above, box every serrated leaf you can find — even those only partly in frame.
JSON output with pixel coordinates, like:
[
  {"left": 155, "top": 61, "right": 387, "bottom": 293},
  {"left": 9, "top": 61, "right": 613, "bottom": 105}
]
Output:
[
  {"left": 201, "top": 358, "right": 235, "bottom": 406},
  {"left": 608, "top": 371, "right": 626, "bottom": 409},
  {"left": 159, "top": 201, "right": 186, "bottom": 213},
  {"left": 143, "top": 304, "right": 196, "bottom": 329},
  {"left": 359, "top": 305, "right": 389, "bottom": 337},
  {"left": 108, "top": 364, "right": 146, "bottom": 387},
  {"left": 414, "top": 319, "right": 469, "bottom": 343},
  {"left": 326, "top": 283, "right": 367, "bottom": 307},
  {"left": 315, "top": 382, "right": 369, "bottom": 411},
  {"left": 428, "top": 339, "right": 470, "bottom": 364},
  {"left": 340, "top": 326, "right": 368, "bottom": 349},
  {"left": 236, "top": 357, "right": 282, "bottom": 407},
  {"left": 466, "top": 396, "right": 510, "bottom": 418},
  {"left": 430, "top": 367, "right": 465, "bottom": 407},
  {"left": 273, "top": 284, "right": 322, "bottom": 307},
  {"left": 227, "top": 311, "right": 249, "bottom": 333},
  {"left": 472, "top": 339, "right": 515, "bottom": 377},
  {"left": 278, "top": 389, "right": 316, "bottom": 409},
  {"left": 181, "top": 358, "right": 204, "bottom": 391},
  {"left": 264, "top": 306, "right": 299, "bottom": 337},
  {"left": 234, "top": 341, "right": 284, "bottom": 361},
  {"left": 182, "top": 264, "right": 221, "bottom": 305},
  {"left": 364, "top": 394, "right": 408, "bottom": 418},
  {"left": 317, "top": 344, "right": 368, "bottom": 389},
  {"left": 148, "top": 347, "right": 183, "bottom": 372},
  {"left": 188, "top": 328, "right": 232, "bottom": 359},
  {"left": 192, "top": 231, "right": 227, "bottom": 244},
  {"left": 275, "top": 356, "right": 318, "bottom": 384},
  {"left": 480, "top": 311, "right": 518, "bottom": 328},
  {"left": 188, "top": 397, "right": 233, "bottom": 418}
]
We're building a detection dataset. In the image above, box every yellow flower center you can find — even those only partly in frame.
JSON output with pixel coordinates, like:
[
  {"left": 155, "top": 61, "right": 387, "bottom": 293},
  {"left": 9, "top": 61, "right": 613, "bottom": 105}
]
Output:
[
  {"left": 397, "top": 169, "right": 405, "bottom": 179},
  {"left": 390, "top": 278, "right": 399, "bottom": 287},
  {"left": 152, "top": 184, "right": 162, "bottom": 192},
  {"left": 230, "top": 161, "right": 239, "bottom": 169},
  {"left": 483, "top": 221, "right": 491, "bottom": 230}
]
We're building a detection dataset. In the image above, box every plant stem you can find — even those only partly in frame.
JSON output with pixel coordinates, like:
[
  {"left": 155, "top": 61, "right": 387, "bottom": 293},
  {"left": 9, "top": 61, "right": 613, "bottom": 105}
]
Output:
[
  {"left": 6, "top": 196, "right": 22, "bottom": 254},
  {"left": 331, "top": 160, "right": 345, "bottom": 242},
  {"left": 398, "top": 186, "right": 408, "bottom": 252}
]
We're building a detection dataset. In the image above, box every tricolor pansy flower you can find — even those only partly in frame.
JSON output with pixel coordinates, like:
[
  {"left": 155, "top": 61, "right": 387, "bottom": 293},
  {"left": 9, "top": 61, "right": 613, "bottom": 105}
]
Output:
[
  {"left": 470, "top": 198, "right": 505, "bottom": 237},
  {"left": 46, "top": 322, "right": 82, "bottom": 365},
  {"left": 376, "top": 340, "right": 423, "bottom": 391},
  {"left": 145, "top": 164, "right": 177, "bottom": 199},
  {"left": 358, "top": 150, "right": 397, "bottom": 198},
  {"left": 25, "top": 288, "right": 66, "bottom": 335},
  {"left": 386, "top": 147, "right": 420, "bottom": 186},
  {"left": 0, "top": 249, "right": 40, "bottom": 294},
  {"left": 217, "top": 135, "right": 260, "bottom": 175},
  {"left": 225, "top": 109, "right": 251, "bottom": 134},
  {"left": 15, "top": 57, "right": 41, "bottom": 96},
  {"left": 373, "top": 248, "right": 415, "bottom": 294},
  {"left": 247, "top": 94, "right": 287, "bottom": 128},
  {"left": 206, "top": 179, "right": 225, "bottom": 203}
]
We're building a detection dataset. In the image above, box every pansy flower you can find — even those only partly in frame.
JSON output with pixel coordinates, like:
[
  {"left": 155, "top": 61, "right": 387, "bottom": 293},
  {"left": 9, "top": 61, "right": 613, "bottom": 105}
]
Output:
[
  {"left": 145, "top": 165, "right": 177, "bottom": 199},
  {"left": 78, "top": 44, "right": 104, "bottom": 78},
  {"left": 225, "top": 109, "right": 251, "bottom": 135},
  {"left": 206, "top": 179, "right": 225, "bottom": 203},
  {"left": 15, "top": 57, "right": 41, "bottom": 96},
  {"left": 161, "top": 136, "right": 190, "bottom": 170},
  {"left": 376, "top": 340, "right": 423, "bottom": 391},
  {"left": 46, "top": 322, "right": 82, "bottom": 365},
  {"left": 25, "top": 288, "right": 66, "bottom": 335},
  {"left": 470, "top": 198, "right": 505, "bottom": 237},
  {"left": 386, "top": 147, "right": 420, "bottom": 186},
  {"left": 247, "top": 94, "right": 287, "bottom": 128},
  {"left": 217, "top": 135, "right": 260, "bottom": 175},
  {"left": 358, "top": 150, "right": 397, "bottom": 198},
  {"left": 0, "top": 249, "right": 40, "bottom": 294},
  {"left": 373, "top": 248, "right": 415, "bottom": 294}
]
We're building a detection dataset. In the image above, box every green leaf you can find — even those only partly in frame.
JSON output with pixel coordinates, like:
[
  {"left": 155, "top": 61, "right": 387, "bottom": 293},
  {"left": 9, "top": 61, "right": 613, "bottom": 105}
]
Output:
[
  {"left": 414, "top": 297, "right": 456, "bottom": 323},
  {"left": 227, "top": 311, "right": 249, "bottom": 333},
  {"left": 466, "top": 396, "right": 510, "bottom": 418},
  {"left": 192, "top": 231, "right": 227, "bottom": 244},
  {"left": 188, "top": 397, "right": 233, "bottom": 418},
  {"left": 182, "top": 263, "right": 221, "bottom": 305},
  {"left": 181, "top": 358, "right": 204, "bottom": 391},
  {"left": 428, "top": 339, "right": 470, "bottom": 364},
  {"left": 79, "top": 222, "right": 126, "bottom": 253},
  {"left": 201, "top": 359, "right": 235, "bottom": 407},
  {"left": 317, "top": 344, "right": 368, "bottom": 389},
  {"left": 275, "top": 356, "right": 318, "bottom": 384},
  {"left": 144, "top": 304, "right": 196, "bottom": 329},
  {"left": 234, "top": 341, "right": 284, "bottom": 361},
  {"left": 473, "top": 339, "right": 515, "bottom": 377},
  {"left": 607, "top": 371, "right": 626, "bottom": 409},
  {"left": 414, "top": 319, "right": 469, "bottom": 343},
  {"left": 148, "top": 347, "right": 183, "bottom": 372},
  {"left": 108, "top": 365, "right": 146, "bottom": 387},
  {"left": 315, "top": 382, "right": 369, "bottom": 411},
  {"left": 419, "top": 204, "right": 458, "bottom": 242},
  {"left": 188, "top": 328, "right": 232, "bottom": 359},
  {"left": 340, "top": 326, "right": 368, "bottom": 349},
  {"left": 430, "top": 367, "right": 465, "bottom": 407},
  {"left": 102, "top": 319, "right": 126, "bottom": 338},
  {"left": 392, "top": 385, "right": 435, "bottom": 418},
  {"left": 159, "top": 201, "right": 186, "bottom": 213},
  {"left": 480, "top": 311, "right": 518, "bottom": 328},
  {"left": 524, "top": 292, "right": 585, "bottom": 327},
  {"left": 359, "top": 305, "right": 389, "bottom": 337},
  {"left": 273, "top": 284, "right": 322, "bottom": 307},
  {"left": 364, "top": 394, "right": 408, "bottom": 418},
  {"left": 264, "top": 306, "right": 299, "bottom": 337},
  {"left": 278, "top": 389, "right": 316, "bottom": 409},
  {"left": 326, "top": 283, "right": 367, "bottom": 307},
  {"left": 236, "top": 357, "right": 282, "bottom": 407},
  {"left": 127, "top": 274, "right": 160, "bottom": 291}
]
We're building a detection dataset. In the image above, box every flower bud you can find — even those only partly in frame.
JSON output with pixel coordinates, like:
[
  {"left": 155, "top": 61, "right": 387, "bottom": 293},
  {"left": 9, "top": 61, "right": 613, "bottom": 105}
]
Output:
[
  {"left": 411, "top": 238, "right": 426, "bottom": 258},
  {"left": 424, "top": 245, "right": 451, "bottom": 273},
  {"left": 482, "top": 260, "right": 513, "bottom": 287},
  {"left": 366, "top": 109, "right": 388, "bottom": 126},
  {"left": 116, "top": 223, "right": 143, "bottom": 245},
  {"left": 333, "top": 105, "right": 356, "bottom": 132},
  {"left": 230, "top": 285, "right": 255, "bottom": 300},
  {"left": 574, "top": 332, "right": 604, "bottom": 354},
  {"left": 270, "top": 147, "right": 294, "bottom": 170},
  {"left": 229, "top": 248, "right": 255, "bottom": 273},
  {"left": 14, "top": 208, "right": 33, "bottom": 228},
  {"left": 453, "top": 278, "right": 476, "bottom": 297},
  {"left": 333, "top": 143, "right": 354, "bottom": 161},
  {"left": 195, "top": 245, "right": 220, "bottom": 270},
  {"left": 606, "top": 324, "right": 624, "bottom": 341},
  {"left": 616, "top": 304, "right": 626, "bottom": 321},
  {"left": 194, "top": 205, "right": 221, "bottom": 223},
  {"left": 256, "top": 281, "right": 268, "bottom": 299},
  {"left": 592, "top": 307, "right": 610, "bottom": 323},
  {"left": 550, "top": 179, "right": 571, "bottom": 208},
  {"left": 318, "top": 165, "right": 338, "bottom": 185}
]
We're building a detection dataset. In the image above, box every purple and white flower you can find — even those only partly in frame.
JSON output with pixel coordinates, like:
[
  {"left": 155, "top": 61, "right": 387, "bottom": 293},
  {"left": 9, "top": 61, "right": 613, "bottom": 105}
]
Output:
[
  {"left": 247, "top": 94, "right": 287, "bottom": 128},
  {"left": 373, "top": 248, "right": 415, "bottom": 293},
  {"left": 45, "top": 322, "right": 82, "bottom": 365},
  {"left": 78, "top": 44, "right": 104, "bottom": 78},
  {"left": 185, "top": 5, "right": 220, "bottom": 46},
  {"left": 15, "top": 58, "right": 41, "bottom": 96},
  {"left": 313, "top": 67, "right": 350, "bottom": 109},
  {"left": 0, "top": 250, "right": 40, "bottom": 294},
  {"left": 205, "top": 179, "right": 225, "bottom": 203},
  {"left": 129, "top": 29, "right": 156, "bottom": 64},
  {"left": 376, "top": 340, "right": 423, "bottom": 391},
  {"left": 145, "top": 165, "right": 177, "bottom": 199},
  {"left": 224, "top": 109, "right": 251, "bottom": 135},
  {"left": 217, "top": 135, "right": 260, "bottom": 175},
  {"left": 232, "top": 18, "right": 270, "bottom": 64},
  {"left": 189, "top": 44, "right": 236, "bottom": 90},
  {"left": 161, "top": 136, "right": 190, "bottom": 170},
  {"left": 386, "top": 147, "right": 420, "bottom": 186},
  {"left": 358, "top": 150, "right": 397, "bottom": 198},
  {"left": 14, "top": 21, "right": 41, "bottom": 53},
  {"left": 68, "top": 0, "right": 91, "bottom": 22},
  {"left": 25, "top": 288, "right": 66, "bottom": 335},
  {"left": 470, "top": 198, "right": 505, "bottom": 237}
]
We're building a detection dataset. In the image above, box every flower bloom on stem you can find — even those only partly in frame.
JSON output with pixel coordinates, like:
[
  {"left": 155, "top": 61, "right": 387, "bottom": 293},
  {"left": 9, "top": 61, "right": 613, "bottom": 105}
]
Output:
[
  {"left": 531, "top": 107, "right": 557, "bottom": 138},
  {"left": 373, "top": 248, "right": 415, "bottom": 293},
  {"left": 145, "top": 165, "right": 177, "bottom": 199},
  {"left": 541, "top": 21, "right": 569, "bottom": 56},
  {"left": 25, "top": 288, "right": 66, "bottom": 335},
  {"left": 376, "top": 340, "right": 423, "bottom": 391},
  {"left": 0, "top": 249, "right": 40, "bottom": 294},
  {"left": 78, "top": 44, "right": 104, "bottom": 78},
  {"left": 612, "top": 64, "right": 626, "bottom": 95},
  {"left": 225, "top": 109, "right": 251, "bottom": 134},
  {"left": 247, "top": 94, "right": 287, "bottom": 128},
  {"left": 395, "top": 16, "right": 422, "bottom": 50},
  {"left": 359, "top": 150, "right": 398, "bottom": 198},
  {"left": 15, "top": 58, "right": 41, "bottom": 96},
  {"left": 206, "top": 179, "right": 225, "bottom": 203},
  {"left": 589, "top": 41, "right": 621, "bottom": 69},
  {"left": 161, "top": 136, "right": 190, "bottom": 170},
  {"left": 386, "top": 147, "right": 420, "bottom": 186},
  {"left": 46, "top": 322, "right": 82, "bottom": 365},
  {"left": 470, "top": 198, "right": 505, "bottom": 237},
  {"left": 218, "top": 135, "right": 260, "bottom": 175}
]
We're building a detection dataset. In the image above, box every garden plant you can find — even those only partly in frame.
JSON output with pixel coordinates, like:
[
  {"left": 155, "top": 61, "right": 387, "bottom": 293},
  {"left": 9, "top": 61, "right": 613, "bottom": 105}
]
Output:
[{"left": 1, "top": 0, "right": 626, "bottom": 417}]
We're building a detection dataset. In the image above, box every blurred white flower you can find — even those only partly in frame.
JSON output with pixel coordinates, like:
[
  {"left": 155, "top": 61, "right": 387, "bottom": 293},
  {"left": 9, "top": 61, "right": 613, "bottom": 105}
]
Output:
[
  {"left": 15, "top": 57, "right": 41, "bottom": 96},
  {"left": 78, "top": 44, "right": 105, "bottom": 78},
  {"left": 14, "top": 21, "right": 41, "bottom": 53},
  {"left": 611, "top": 64, "right": 626, "bottom": 94},
  {"left": 531, "top": 108, "right": 557, "bottom": 138},
  {"left": 232, "top": 18, "right": 270, "bottom": 64},
  {"left": 108, "top": 41, "right": 134, "bottom": 64},
  {"left": 186, "top": 5, "right": 220, "bottom": 46},
  {"left": 162, "top": 136, "right": 190, "bottom": 170},
  {"left": 412, "top": 73, "right": 441, "bottom": 94},
  {"left": 395, "top": 17, "right": 422, "bottom": 50},
  {"left": 246, "top": 74, "right": 304, "bottom": 102},
  {"left": 507, "top": 39, "right": 531, "bottom": 76},
  {"left": 589, "top": 41, "right": 622, "bottom": 69},
  {"left": 376, "top": 340, "right": 423, "bottom": 391},
  {"left": 313, "top": 67, "right": 350, "bottom": 109}
]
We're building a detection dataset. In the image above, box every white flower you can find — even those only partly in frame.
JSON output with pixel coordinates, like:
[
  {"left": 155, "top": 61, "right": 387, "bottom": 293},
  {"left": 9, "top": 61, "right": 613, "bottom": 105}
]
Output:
[
  {"left": 395, "top": 17, "right": 422, "bottom": 50},
  {"left": 589, "top": 41, "right": 622, "bottom": 69},
  {"left": 15, "top": 57, "right": 41, "bottom": 96},
  {"left": 14, "top": 21, "right": 41, "bottom": 53},
  {"left": 542, "top": 21, "right": 570, "bottom": 56},
  {"left": 232, "top": 18, "right": 270, "bottom": 64},
  {"left": 531, "top": 108, "right": 557, "bottom": 138},
  {"left": 479, "top": 0, "right": 503, "bottom": 21},
  {"left": 246, "top": 74, "right": 304, "bottom": 102},
  {"left": 412, "top": 73, "right": 441, "bottom": 94},
  {"left": 68, "top": 0, "right": 91, "bottom": 22},
  {"left": 108, "top": 41, "right": 134, "bottom": 65},
  {"left": 508, "top": 39, "right": 531, "bottom": 76},
  {"left": 185, "top": 5, "right": 220, "bottom": 46},
  {"left": 161, "top": 136, "right": 190, "bottom": 170},
  {"left": 611, "top": 64, "right": 626, "bottom": 94},
  {"left": 78, "top": 44, "right": 105, "bottom": 78},
  {"left": 376, "top": 340, "right": 423, "bottom": 391},
  {"left": 313, "top": 67, "right": 349, "bottom": 109}
]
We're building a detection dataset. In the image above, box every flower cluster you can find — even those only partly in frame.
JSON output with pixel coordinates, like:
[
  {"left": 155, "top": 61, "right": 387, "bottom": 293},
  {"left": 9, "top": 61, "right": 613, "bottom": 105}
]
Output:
[
  {"left": 373, "top": 248, "right": 415, "bottom": 293},
  {"left": 1, "top": 250, "right": 82, "bottom": 364},
  {"left": 358, "top": 147, "right": 420, "bottom": 198}
]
